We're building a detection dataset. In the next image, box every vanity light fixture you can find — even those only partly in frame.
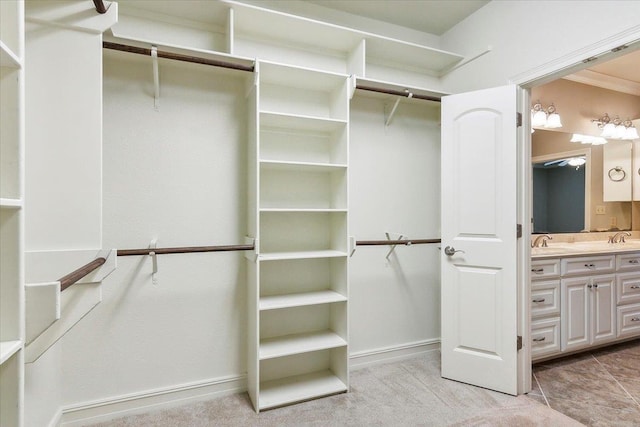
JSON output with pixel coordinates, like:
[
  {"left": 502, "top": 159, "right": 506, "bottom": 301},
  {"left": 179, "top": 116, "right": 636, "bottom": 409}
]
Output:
[
  {"left": 570, "top": 133, "right": 608, "bottom": 145},
  {"left": 531, "top": 102, "right": 563, "bottom": 128},
  {"left": 567, "top": 157, "right": 586, "bottom": 167},
  {"left": 592, "top": 114, "right": 639, "bottom": 140}
]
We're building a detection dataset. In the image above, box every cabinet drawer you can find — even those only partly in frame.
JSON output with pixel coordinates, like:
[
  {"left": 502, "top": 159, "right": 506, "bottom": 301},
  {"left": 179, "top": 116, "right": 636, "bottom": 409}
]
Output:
[
  {"left": 531, "top": 280, "right": 560, "bottom": 319},
  {"left": 616, "top": 253, "right": 640, "bottom": 272},
  {"left": 617, "top": 303, "right": 640, "bottom": 338},
  {"left": 531, "top": 259, "right": 560, "bottom": 280},
  {"left": 531, "top": 317, "right": 561, "bottom": 360},
  {"left": 561, "top": 255, "right": 615, "bottom": 276},
  {"left": 616, "top": 272, "right": 640, "bottom": 305}
]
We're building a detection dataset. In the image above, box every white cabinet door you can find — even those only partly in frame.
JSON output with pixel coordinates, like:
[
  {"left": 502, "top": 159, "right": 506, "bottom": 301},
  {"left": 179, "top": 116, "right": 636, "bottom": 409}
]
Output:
[
  {"left": 562, "top": 277, "right": 590, "bottom": 351},
  {"left": 441, "top": 85, "right": 518, "bottom": 395},
  {"left": 591, "top": 274, "right": 616, "bottom": 345}
]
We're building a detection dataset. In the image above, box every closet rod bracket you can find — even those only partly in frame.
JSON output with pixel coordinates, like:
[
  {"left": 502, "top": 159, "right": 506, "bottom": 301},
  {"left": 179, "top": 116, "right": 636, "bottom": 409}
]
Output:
[
  {"left": 384, "top": 91, "right": 412, "bottom": 127},
  {"left": 149, "top": 239, "right": 158, "bottom": 282},
  {"left": 385, "top": 232, "right": 406, "bottom": 259},
  {"left": 151, "top": 46, "right": 160, "bottom": 110}
]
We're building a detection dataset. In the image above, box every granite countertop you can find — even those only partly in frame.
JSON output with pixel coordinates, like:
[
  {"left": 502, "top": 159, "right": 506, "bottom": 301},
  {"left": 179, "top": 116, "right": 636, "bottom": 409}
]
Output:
[{"left": 531, "top": 240, "right": 640, "bottom": 259}]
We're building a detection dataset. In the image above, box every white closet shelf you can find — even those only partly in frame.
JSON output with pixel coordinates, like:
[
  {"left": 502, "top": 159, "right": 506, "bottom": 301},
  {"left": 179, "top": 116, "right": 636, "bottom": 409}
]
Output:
[
  {"left": 0, "top": 41, "right": 21, "bottom": 68},
  {"left": 366, "top": 36, "right": 463, "bottom": 74},
  {"left": 260, "top": 111, "right": 347, "bottom": 132},
  {"left": 259, "top": 60, "right": 348, "bottom": 90},
  {"left": 0, "top": 198, "right": 23, "bottom": 209},
  {"left": 355, "top": 76, "right": 449, "bottom": 100},
  {"left": 259, "top": 370, "right": 347, "bottom": 410},
  {"left": 260, "top": 160, "right": 347, "bottom": 173},
  {"left": 260, "top": 208, "right": 347, "bottom": 213},
  {"left": 0, "top": 340, "right": 22, "bottom": 365},
  {"left": 259, "top": 250, "right": 347, "bottom": 261},
  {"left": 260, "top": 290, "right": 347, "bottom": 311},
  {"left": 260, "top": 330, "right": 346, "bottom": 360}
]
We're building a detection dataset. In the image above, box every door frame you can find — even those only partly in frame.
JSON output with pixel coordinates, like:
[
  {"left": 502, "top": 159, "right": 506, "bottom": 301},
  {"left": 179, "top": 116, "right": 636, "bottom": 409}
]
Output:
[{"left": 509, "top": 26, "right": 640, "bottom": 394}]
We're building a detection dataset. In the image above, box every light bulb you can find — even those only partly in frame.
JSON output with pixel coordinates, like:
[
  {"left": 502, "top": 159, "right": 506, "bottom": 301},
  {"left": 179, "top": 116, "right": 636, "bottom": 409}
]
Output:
[{"left": 568, "top": 158, "right": 586, "bottom": 166}]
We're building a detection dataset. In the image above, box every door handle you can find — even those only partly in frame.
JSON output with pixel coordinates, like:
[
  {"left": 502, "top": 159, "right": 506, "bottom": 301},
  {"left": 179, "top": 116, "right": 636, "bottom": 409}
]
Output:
[{"left": 444, "top": 246, "right": 465, "bottom": 256}]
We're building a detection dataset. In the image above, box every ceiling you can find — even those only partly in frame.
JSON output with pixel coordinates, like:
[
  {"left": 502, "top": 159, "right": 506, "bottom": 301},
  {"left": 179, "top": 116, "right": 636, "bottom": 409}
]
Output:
[
  {"left": 304, "top": 0, "right": 490, "bottom": 35},
  {"left": 563, "top": 49, "right": 640, "bottom": 96}
]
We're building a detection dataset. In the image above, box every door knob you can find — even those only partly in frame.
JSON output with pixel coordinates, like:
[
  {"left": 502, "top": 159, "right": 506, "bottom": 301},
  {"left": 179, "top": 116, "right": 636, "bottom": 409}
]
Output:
[{"left": 444, "top": 246, "right": 465, "bottom": 256}]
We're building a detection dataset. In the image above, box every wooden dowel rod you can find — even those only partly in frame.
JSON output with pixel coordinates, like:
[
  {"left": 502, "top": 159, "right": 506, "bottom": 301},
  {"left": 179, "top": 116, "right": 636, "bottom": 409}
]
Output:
[
  {"left": 93, "top": 0, "right": 108, "bottom": 14},
  {"left": 356, "top": 239, "right": 441, "bottom": 246},
  {"left": 355, "top": 85, "right": 442, "bottom": 103},
  {"left": 59, "top": 257, "right": 107, "bottom": 292},
  {"left": 103, "top": 42, "right": 255, "bottom": 72},
  {"left": 117, "top": 244, "right": 255, "bottom": 257}
]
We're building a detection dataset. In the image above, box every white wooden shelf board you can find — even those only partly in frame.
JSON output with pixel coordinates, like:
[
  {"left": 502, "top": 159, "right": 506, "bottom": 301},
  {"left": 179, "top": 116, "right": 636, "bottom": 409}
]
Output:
[
  {"left": 259, "top": 370, "right": 347, "bottom": 410},
  {"left": 103, "top": 34, "right": 255, "bottom": 69},
  {"left": 0, "top": 198, "right": 23, "bottom": 209},
  {"left": 260, "top": 330, "right": 346, "bottom": 360},
  {"left": 259, "top": 250, "right": 347, "bottom": 261},
  {"left": 355, "top": 76, "right": 449, "bottom": 100},
  {"left": 259, "top": 60, "right": 348, "bottom": 89},
  {"left": 260, "top": 290, "right": 347, "bottom": 311},
  {"left": 260, "top": 160, "right": 347, "bottom": 173},
  {"left": 0, "top": 340, "right": 22, "bottom": 365},
  {"left": 233, "top": 3, "right": 363, "bottom": 54},
  {"left": 260, "top": 111, "right": 347, "bottom": 132},
  {"left": 366, "top": 36, "right": 463, "bottom": 73},
  {"left": 0, "top": 40, "right": 21, "bottom": 68},
  {"left": 260, "top": 208, "right": 347, "bottom": 213}
]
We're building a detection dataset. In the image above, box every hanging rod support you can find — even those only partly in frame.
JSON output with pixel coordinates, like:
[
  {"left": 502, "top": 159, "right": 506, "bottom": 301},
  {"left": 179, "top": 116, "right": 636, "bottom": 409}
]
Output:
[{"left": 93, "top": 0, "right": 108, "bottom": 14}]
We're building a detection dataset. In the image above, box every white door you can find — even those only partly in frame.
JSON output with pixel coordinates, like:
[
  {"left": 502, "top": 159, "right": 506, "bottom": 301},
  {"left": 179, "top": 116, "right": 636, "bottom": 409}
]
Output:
[
  {"left": 441, "top": 85, "right": 519, "bottom": 395},
  {"left": 591, "top": 274, "right": 616, "bottom": 345}
]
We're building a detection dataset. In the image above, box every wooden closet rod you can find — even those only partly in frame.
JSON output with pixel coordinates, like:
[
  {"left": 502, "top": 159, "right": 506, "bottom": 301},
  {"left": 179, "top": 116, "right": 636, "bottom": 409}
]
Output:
[
  {"left": 355, "top": 85, "right": 441, "bottom": 102},
  {"left": 102, "top": 42, "right": 256, "bottom": 72},
  {"left": 59, "top": 257, "right": 107, "bottom": 291},
  {"left": 93, "top": 0, "right": 107, "bottom": 14},
  {"left": 356, "top": 239, "right": 441, "bottom": 246},
  {"left": 118, "top": 244, "right": 255, "bottom": 257}
]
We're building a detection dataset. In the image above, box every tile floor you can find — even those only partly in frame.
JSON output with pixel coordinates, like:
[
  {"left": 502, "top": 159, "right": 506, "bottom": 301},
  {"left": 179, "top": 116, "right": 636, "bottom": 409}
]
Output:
[{"left": 531, "top": 339, "right": 640, "bottom": 426}]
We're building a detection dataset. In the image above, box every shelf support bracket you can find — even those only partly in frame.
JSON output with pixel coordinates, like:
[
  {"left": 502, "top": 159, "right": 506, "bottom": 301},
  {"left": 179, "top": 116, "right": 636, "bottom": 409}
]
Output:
[
  {"left": 385, "top": 232, "right": 408, "bottom": 259},
  {"left": 439, "top": 45, "right": 493, "bottom": 77},
  {"left": 385, "top": 91, "right": 412, "bottom": 127},
  {"left": 149, "top": 239, "right": 158, "bottom": 284},
  {"left": 151, "top": 46, "right": 160, "bottom": 110},
  {"left": 349, "top": 236, "right": 356, "bottom": 257}
]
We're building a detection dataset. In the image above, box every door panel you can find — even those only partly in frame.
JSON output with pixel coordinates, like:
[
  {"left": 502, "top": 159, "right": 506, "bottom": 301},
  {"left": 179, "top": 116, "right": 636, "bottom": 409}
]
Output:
[
  {"left": 441, "top": 85, "right": 518, "bottom": 395},
  {"left": 592, "top": 274, "right": 616, "bottom": 344}
]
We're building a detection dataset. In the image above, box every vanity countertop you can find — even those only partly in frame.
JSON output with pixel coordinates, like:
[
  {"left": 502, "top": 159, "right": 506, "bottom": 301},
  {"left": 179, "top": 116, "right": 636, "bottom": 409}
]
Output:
[{"left": 531, "top": 240, "right": 640, "bottom": 259}]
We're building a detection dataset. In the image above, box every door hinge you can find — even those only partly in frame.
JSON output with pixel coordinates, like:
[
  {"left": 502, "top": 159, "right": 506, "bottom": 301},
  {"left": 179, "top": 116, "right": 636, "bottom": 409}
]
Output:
[
  {"left": 517, "top": 224, "right": 522, "bottom": 238},
  {"left": 516, "top": 112, "right": 522, "bottom": 127},
  {"left": 517, "top": 335, "right": 523, "bottom": 351}
]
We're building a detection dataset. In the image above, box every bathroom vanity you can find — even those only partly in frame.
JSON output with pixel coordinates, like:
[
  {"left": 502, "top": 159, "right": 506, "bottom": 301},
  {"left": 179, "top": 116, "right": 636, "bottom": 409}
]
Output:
[{"left": 531, "top": 242, "right": 640, "bottom": 361}]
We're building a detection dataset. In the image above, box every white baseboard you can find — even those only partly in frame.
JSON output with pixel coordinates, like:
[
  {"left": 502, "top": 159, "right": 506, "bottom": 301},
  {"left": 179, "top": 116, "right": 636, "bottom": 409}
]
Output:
[
  {"left": 58, "top": 340, "right": 441, "bottom": 426},
  {"left": 60, "top": 374, "right": 246, "bottom": 426},
  {"left": 349, "top": 338, "right": 441, "bottom": 370}
]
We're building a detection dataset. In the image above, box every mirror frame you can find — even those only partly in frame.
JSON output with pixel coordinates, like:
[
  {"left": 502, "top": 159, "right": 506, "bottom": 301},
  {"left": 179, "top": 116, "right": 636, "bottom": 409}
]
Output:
[{"left": 532, "top": 147, "right": 592, "bottom": 233}]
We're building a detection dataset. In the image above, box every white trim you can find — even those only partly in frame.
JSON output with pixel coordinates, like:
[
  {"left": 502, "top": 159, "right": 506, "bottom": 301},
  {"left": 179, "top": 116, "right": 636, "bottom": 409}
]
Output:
[
  {"left": 509, "top": 25, "right": 640, "bottom": 87},
  {"left": 60, "top": 374, "right": 246, "bottom": 426},
  {"left": 349, "top": 339, "right": 440, "bottom": 370},
  {"left": 47, "top": 408, "right": 62, "bottom": 427},
  {"left": 563, "top": 69, "right": 640, "bottom": 97}
]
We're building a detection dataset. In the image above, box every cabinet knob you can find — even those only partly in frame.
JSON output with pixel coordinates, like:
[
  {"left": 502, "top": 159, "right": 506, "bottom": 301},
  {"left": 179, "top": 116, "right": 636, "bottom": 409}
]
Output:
[
  {"left": 585, "top": 263, "right": 596, "bottom": 269},
  {"left": 532, "top": 337, "right": 546, "bottom": 342},
  {"left": 588, "top": 284, "right": 593, "bottom": 288},
  {"left": 532, "top": 268, "right": 544, "bottom": 274},
  {"left": 631, "top": 317, "right": 640, "bottom": 322},
  {"left": 532, "top": 298, "right": 546, "bottom": 303},
  {"left": 593, "top": 283, "right": 599, "bottom": 288},
  {"left": 630, "top": 285, "right": 640, "bottom": 289},
  {"left": 629, "top": 259, "right": 639, "bottom": 264}
]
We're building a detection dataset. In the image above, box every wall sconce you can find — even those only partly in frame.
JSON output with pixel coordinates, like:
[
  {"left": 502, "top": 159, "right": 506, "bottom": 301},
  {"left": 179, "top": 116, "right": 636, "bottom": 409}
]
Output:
[
  {"left": 531, "top": 102, "right": 563, "bottom": 128},
  {"left": 592, "top": 114, "right": 639, "bottom": 140}
]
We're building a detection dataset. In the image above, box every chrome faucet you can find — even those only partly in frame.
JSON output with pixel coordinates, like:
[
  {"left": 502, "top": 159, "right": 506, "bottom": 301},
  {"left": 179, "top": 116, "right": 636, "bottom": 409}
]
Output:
[
  {"left": 608, "top": 231, "right": 631, "bottom": 243},
  {"left": 532, "top": 234, "right": 552, "bottom": 248}
]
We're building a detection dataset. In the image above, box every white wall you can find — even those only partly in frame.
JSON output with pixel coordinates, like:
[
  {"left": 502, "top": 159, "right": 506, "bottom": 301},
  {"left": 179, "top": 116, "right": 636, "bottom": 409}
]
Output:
[{"left": 440, "top": 0, "right": 640, "bottom": 93}]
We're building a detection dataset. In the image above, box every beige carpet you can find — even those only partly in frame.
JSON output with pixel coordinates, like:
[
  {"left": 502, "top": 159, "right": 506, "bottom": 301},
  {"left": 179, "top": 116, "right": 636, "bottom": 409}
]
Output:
[{"left": 89, "top": 352, "right": 582, "bottom": 426}]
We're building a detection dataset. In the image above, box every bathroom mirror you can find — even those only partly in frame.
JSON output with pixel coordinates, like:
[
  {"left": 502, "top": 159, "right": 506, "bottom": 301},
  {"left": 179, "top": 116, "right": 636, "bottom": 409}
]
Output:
[{"left": 532, "top": 129, "right": 632, "bottom": 233}]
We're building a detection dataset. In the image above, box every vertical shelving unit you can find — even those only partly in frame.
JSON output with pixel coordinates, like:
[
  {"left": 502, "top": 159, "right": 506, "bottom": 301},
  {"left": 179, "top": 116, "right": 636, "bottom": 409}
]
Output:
[
  {"left": 247, "top": 60, "right": 349, "bottom": 412},
  {"left": 0, "top": 0, "right": 24, "bottom": 426}
]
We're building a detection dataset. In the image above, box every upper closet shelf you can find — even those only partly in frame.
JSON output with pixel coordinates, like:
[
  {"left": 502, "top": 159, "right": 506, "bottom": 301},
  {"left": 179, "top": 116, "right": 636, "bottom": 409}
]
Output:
[
  {"left": 0, "top": 41, "right": 21, "bottom": 68},
  {"left": 0, "top": 198, "right": 23, "bottom": 209}
]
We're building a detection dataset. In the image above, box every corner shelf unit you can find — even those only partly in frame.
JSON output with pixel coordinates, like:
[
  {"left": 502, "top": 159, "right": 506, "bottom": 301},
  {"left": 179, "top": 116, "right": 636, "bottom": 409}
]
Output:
[
  {"left": 0, "top": 1, "right": 24, "bottom": 426},
  {"left": 247, "top": 60, "right": 349, "bottom": 412}
]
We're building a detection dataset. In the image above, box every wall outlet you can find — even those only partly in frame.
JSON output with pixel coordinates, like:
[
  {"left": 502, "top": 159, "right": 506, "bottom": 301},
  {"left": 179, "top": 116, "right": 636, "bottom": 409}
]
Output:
[{"left": 596, "top": 205, "right": 606, "bottom": 215}]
